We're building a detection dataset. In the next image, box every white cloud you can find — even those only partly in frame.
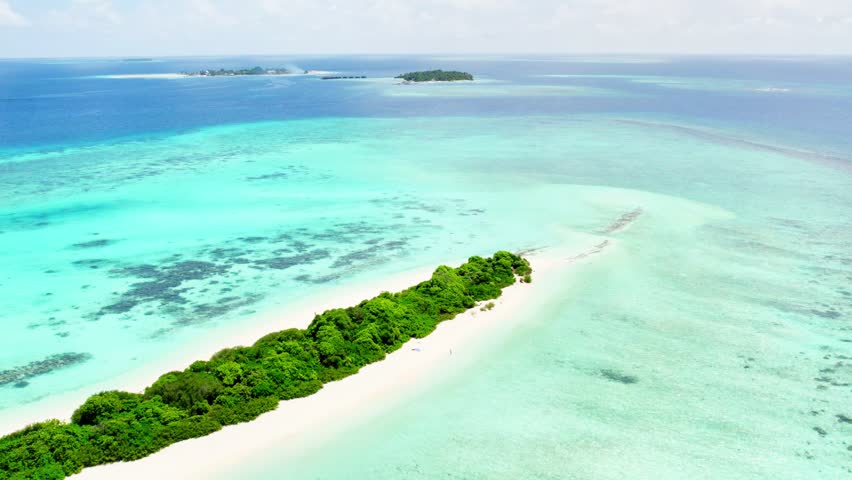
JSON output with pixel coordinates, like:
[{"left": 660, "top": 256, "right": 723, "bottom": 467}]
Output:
[
  {"left": 0, "top": 0, "right": 28, "bottom": 27},
  {"left": 4, "top": 0, "right": 852, "bottom": 56},
  {"left": 46, "top": 0, "right": 122, "bottom": 29},
  {"left": 188, "top": 0, "right": 236, "bottom": 27}
]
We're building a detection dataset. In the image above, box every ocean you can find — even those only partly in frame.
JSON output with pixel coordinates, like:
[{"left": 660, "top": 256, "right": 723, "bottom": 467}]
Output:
[{"left": 0, "top": 55, "right": 850, "bottom": 478}]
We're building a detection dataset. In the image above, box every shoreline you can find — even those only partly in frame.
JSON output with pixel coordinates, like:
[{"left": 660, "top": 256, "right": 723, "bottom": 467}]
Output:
[
  {"left": 72, "top": 248, "right": 589, "bottom": 479},
  {"left": 399, "top": 79, "right": 475, "bottom": 84},
  {"left": 0, "top": 262, "right": 443, "bottom": 437}
]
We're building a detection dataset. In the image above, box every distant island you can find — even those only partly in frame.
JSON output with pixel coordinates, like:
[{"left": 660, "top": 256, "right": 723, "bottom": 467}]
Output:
[
  {"left": 100, "top": 68, "right": 334, "bottom": 80},
  {"left": 322, "top": 75, "right": 367, "bottom": 80},
  {"left": 395, "top": 70, "right": 474, "bottom": 82},
  {"left": 183, "top": 66, "right": 305, "bottom": 77}
]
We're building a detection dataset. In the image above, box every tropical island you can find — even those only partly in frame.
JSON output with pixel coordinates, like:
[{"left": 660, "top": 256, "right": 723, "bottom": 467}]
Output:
[
  {"left": 183, "top": 66, "right": 305, "bottom": 77},
  {"left": 99, "top": 67, "right": 336, "bottom": 80},
  {"left": 321, "top": 75, "right": 367, "bottom": 80},
  {"left": 0, "top": 251, "right": 531, "bottom": 479},
  {"left": 395, "top": 70, "right": 474, "bottom": 82}
]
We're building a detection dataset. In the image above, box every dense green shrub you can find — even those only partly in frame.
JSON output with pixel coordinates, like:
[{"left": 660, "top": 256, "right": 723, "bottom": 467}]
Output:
[
  {"left": 395, "top": 70, "right": 474, "bottom": 82},
  {"left": 145, "top": 371, "right": 224, "bottom": 411},
  {"left": 0, "top": 251, "right": 530, "bottom": 479},
  {"left": 71, "top": 391, "right": 142, "bottom": 426}
]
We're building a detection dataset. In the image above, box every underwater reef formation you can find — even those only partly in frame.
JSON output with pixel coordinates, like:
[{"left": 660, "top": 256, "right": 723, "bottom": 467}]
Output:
[{"left": 0, "top": 353, "right": 93, "bottom": 388}]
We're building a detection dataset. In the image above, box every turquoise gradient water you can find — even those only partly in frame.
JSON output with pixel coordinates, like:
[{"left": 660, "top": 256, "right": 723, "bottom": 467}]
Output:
[
  {"left": 217, "top": 115, "right": 851, "bottom": 479},
  {"left": 0, "top": 56, "right": 850, "bottom": 477}
]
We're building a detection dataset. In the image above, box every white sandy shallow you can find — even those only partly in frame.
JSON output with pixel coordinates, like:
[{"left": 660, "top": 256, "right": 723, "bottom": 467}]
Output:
[
  {"left": 69, "top": 250, "right": 585, "bottom": 479},
  {"left": 98, "top": 73, "right": 189, "bottom": 79},
  {"left": 97, "top": 70, "right": 335, "bottom": 80}
]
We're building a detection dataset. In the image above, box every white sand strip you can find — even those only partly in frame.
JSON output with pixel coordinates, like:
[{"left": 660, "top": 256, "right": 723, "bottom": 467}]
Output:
[{"left": 72, "top": 252, "right": 569, "bottom": 479}]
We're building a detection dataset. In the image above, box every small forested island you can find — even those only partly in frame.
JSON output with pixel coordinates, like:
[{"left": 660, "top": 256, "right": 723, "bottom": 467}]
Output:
[
  {"left": 183, "top": 66, "right": 304, "bottom": 77},
  {"left": 0, "top": 251, "right": 531, "bottom": 479},
  {"left": 395, "top": 69, "right": 474, "bottom": 82}
]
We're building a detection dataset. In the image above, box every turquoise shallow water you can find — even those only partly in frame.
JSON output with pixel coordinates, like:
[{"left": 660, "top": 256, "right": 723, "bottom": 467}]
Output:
[
  {"left": 211, "top": 116, "right": 852, "bottom": 479},
  {"left": 0, "top": 116, "right": 565, "bottom": 408},
  {"left": 1, "top": 56, "right": 851, "bottom": 477}
]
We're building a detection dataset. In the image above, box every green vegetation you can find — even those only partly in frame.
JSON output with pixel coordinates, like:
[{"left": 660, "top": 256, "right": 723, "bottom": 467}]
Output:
[
  {"left": 185, "top": 66, "right": 298, "bottom": 77},
  {"left": 395, "top": 70, "right": 474, "bottom": 82},
  {"left": 0, "top": 251, "right": 531, "bottom": 479},
  {"left": 480, "top": 302, "right": 495, "bottom": 312}
]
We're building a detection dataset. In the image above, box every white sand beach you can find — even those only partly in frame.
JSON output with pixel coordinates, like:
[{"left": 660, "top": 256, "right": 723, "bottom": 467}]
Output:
[{"left": 68, "top": 250, "right": 583, "bottom": 480}]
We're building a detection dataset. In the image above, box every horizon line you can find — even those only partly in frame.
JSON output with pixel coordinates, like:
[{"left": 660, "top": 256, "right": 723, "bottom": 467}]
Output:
[{"left": 3, "top": 52, "right": 852, "bottom": 61}]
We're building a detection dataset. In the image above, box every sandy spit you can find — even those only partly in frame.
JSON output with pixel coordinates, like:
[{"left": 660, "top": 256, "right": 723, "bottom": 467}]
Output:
[{"left": 71, "top": 252, "right": 570, "bottom": 479}]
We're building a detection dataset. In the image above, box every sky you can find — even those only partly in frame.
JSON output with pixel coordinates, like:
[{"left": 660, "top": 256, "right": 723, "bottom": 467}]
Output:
[{"left": 1, "top": 0, "right": 852, "bottom": 58}]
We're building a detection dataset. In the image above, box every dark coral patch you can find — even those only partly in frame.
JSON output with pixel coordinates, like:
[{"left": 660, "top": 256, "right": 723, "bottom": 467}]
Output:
[
  {"left": 0, "top": 353, "right": 92, "bottom": 387},
  {"left": 253, "top": 249, "right": 330, "bottom": 270},
  {"left": 294, "top": 273, "right": 342, "bottom": 284},
  {"left": 71, "top": 239, "right": 116, "bottom": 249},
  {"left": 97, "top": 260, "right": 230, "bottom": 318},
  {"left": 810, "top": 309, "right": 842, "bottom": 319},
  {"left": 72, "top": 259, "right": 112, "bottom": 269},
  {"left": 246, "top": 172, "right": 289, "bottom": 181},
  {"left": 599, "top": 369, "right": 639, "bottom": 384}
]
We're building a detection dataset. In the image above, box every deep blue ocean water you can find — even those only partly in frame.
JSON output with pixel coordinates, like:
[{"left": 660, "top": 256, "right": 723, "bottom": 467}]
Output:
[{"left": 3, "top": 55, "right": 852, "bottom": 153}]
